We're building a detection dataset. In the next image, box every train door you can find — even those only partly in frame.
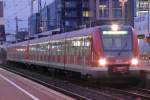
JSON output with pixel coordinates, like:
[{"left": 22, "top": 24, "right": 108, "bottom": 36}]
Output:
[
  {"left": 67, "top": 37, "right": 83, "bottom": 65},
  {"left": 83, "top": 36, "right": 92, "bottom": 66}
]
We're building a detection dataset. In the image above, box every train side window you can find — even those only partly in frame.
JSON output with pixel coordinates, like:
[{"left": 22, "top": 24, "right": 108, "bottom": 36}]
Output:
[
  {"left": 56, "top": 42, "right": 60, "bottom": 56},
  {"left": 42, "top": 43, "right": 49, "bottom": 55},
  {"left": 66, "top": 37, "right": 91, "bottom": 56},
  {"left": 67, "top": 39, "right": 71, "bottom": 56},
  {"left": 51, "top": 42, "right": 54, "bottom": 56},
  {"left": 60, "top": 40, "right": 65, "bottom": 56},
  {"left": 80, "top": 38, "right": 84, "bottom": 56},
  {"left": 65, "top": 40, "right": 69, "bottom": 55},
  {"left": 38, "top": 44, "right": 42, "bottom": 55},
  {"left": 36, "top": 44, "right": 40, "bottom": 56},
  {"left": 33, "top": 45, "right": 37, "bottom": 59},
  {"left": 69, "top": 38, "right": 82, "bottom": 56},
  {"left": 49, "top": 42, "right": 51, "bottom": 55},
  {"left": 84, "top": 36, "right": 91, "bottom": 56},
  {"left": 59, "top": 42, "right": 62, "bottom": 56},
  {"left": 70, "top": 37, "right": 86, "bottom": 56},
  {"left": 70, "top": 39, "right": 76, "bottom": 56},
  {"left": 77, "top": 39, "right": 82, "bottom": 56},
  {"left": 44, "top": 43, "right": 49, "bottom": 55},
  {"left": 74, "top": 39, "right": 79, "bottom": 56},
  {"left": 56, "top": 42, "right": 59, "bottom": 56},
  {"left": 29, "top": 45, "right": 36, "bottom": 59},
  {"left": 74, "top": 40, "right": 78, "bottom": 56},
  {"left": 30, "top": 45, "right": 32, "bottom": 56},
  {"left": 52, "top": 42, "right": 57, "bottom": 56},
  {"left": 52, "top": 42, "right": 56, "bottom": 56}
]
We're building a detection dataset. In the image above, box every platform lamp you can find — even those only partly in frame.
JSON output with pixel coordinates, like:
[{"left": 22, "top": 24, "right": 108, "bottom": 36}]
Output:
[{"left": 119, "top": 0, "right": 128, "bottom": 24}]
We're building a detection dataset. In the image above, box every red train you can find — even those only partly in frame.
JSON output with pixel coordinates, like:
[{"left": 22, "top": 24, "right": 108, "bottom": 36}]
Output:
[{"left": 7, "top": 25, "right": 141, "bottom": 80}]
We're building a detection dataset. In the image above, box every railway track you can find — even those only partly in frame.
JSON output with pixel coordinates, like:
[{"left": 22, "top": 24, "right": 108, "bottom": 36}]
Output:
[
  {"left": 100, "top": 87, "right": 150, "bottom": 100},
  {"left": 3, "top": 64, "right": 150, "bottom": 100},
  {"left": 2, "top": 65, "right": 121, "bottom": 100},
  {"left": 125, "top": 87, "right": 150, "bottom": 99}
]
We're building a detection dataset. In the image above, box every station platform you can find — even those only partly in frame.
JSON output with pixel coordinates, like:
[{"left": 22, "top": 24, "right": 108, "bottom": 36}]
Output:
[
  {"left": 0, "top": 68, "right": 74, "bottom": 100},
  {"left": 140, "top": 65, "right": 150, "bottom": 71}
]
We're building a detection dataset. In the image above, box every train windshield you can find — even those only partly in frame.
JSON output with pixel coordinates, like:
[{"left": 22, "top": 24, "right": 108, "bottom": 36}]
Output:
[{"left": 101, "top": 26, "right": 133, "bottom": 53}]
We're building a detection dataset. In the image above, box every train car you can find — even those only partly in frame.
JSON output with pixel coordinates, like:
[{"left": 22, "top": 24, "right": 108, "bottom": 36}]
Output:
[{"left": 7, "top": 25, "right": 140, "bottom": 81}]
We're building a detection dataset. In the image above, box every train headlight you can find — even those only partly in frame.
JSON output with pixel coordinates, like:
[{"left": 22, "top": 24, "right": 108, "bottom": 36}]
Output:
[
  {"left": 111, "top": 24, "right": 119, "bottom": 31},
  {"left": 131, "top": 58, "right": 138, "bottom": 65},
  {"left": 98, "top": 58, "right": 106, "bottom": 66}
]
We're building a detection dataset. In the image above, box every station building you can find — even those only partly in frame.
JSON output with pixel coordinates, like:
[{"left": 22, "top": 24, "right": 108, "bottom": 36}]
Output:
[
  {"left": 134, "top": 14, "right": 150, "bottom": 65},
  {"left": 136, "top": 0, "right": 149, "bottom": 16},
  {"left": 0, "top": 0, "right": 5, "bottom": 43},
  {"left": 89, "top": 0, "right": 136, "bottom": 26},
  {"left": 29, "top": 0, "right": 136, "bottom": 35},
  {"left": 134, "top": 0, "right": 150, "bottom": 65},
  {"left": 29, "top": 0, "right": 90, "bottom": 34}
]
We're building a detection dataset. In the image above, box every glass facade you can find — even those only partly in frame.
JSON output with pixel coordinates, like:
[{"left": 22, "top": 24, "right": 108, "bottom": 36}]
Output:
[
  {"left": 28, "top": 0, "right": 135, "bottom": 34},
  {"left": 137, "top": 0, "right": 149, "bottom": 16},
  {"left": 112, "top": 9, "right": 122, "bottom": 18},
  {"left": 0, "top": 1, "right": 5, "bottom": 42},
  {"left": 99, "top": 0, "right": 109, "bottom": 18},
  {"left": 0, "top": 2, "right": 3, "bottom": 17},
  {"left": 112, "top": 0, "right": 122, "bottom": 18},
  {"left": 29, "top": 0, "right": 91, "bottom": 33},
  {"left": 62, "top": 0, "right": 90, "bottom": 31},
  {"left": 65, "top": 1, "right": 77, "bottom": 8},
  {"left": 99, "top": 0, "right": 123, "bottom": 18},
  {"left": 94, "top": 0, "right": 136, "bottom": 26}
]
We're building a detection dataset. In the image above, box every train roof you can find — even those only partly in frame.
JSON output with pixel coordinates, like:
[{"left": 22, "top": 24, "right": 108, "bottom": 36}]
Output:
[
  {"left": 7, "top": 26, "right": 99, "bottom": 47},
  {"left": 29, "top": 26, "right": 98, "bottom": 45},
  {"left": 7, "top": 41, "right": 28, "bottom": 47},
  {"left": 7, "top": 25, "right": 132, "bottom": 47},
  {"left": 100, "top": 24, "right": 132, "bottom": 29}
]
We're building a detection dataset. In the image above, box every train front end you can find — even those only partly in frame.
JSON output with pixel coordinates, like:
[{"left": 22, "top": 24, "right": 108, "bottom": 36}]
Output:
[{"left": 95, "top": 25, "right": 141, "bottom": 82}]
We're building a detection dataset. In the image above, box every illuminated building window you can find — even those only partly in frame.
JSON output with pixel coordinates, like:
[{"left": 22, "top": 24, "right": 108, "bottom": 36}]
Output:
[{"left": 83, "top": 11, "right": 89, "bottom": 17}]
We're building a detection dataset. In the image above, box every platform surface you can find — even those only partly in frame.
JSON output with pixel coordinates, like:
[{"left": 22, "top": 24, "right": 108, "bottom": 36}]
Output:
[
  {"left": 140, "top": 65, "right": 150, "bottom": 71},
  {"left": 0, "top": 68, "right": 74, "bottom": 100}
]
